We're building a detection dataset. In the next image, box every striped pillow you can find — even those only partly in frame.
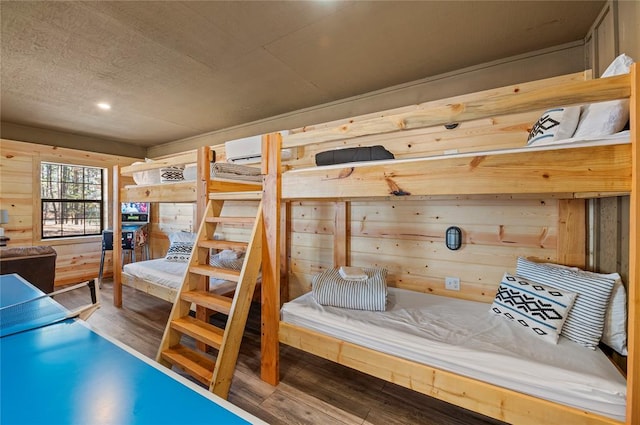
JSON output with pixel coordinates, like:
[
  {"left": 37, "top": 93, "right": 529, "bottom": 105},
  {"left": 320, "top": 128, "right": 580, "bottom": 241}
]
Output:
[
  {"left": 209, "top": 249, "right": 245, "bottom": 271},
  {"left": 312, "top": 268, "right": 387, "bottom": 311},
  {"left": 516, "top": 257, "right": 616, "bottom": 349},
  {"left": 490, "top": 273, "right": 576, "bottom": 344}
]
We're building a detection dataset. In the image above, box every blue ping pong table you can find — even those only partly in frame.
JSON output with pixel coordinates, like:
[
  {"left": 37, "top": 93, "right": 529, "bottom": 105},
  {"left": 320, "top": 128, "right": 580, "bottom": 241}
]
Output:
[{"left": 0, "top": 273, "right": 265, "bottom": 425}]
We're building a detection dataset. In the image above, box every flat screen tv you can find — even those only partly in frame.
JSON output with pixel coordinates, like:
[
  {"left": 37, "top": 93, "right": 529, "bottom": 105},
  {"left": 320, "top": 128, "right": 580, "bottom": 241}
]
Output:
[{"left": 121, "top": 202, "right": 149, "bottom": 223}]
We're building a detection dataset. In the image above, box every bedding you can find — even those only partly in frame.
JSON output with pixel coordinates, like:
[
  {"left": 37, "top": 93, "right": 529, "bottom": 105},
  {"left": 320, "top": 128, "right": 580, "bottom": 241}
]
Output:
[
  {"left": 165, "top": 232, "right": 197, "bottom": 263},
  {"left": 210, "top": 162, "right": 262, "bottom": 183},
  {"left": 516, "top": 257, "right": 617, "bottom": 350},
  {"left": 574, "top": 54, "right": 634, "bottom": 138},
  {"left": 528, "top": 261, "right": 628, "bottom": 356},
  {"left": 281, "top": 287, "right": 627, "bottom": 420},
  {"left": 160, "top": 166, "right": 185, "bottom": 183},
  {"left": 123, "top": 258, "right": 187, "bottom": 289},
  {"left": 129, "top": 162, "right": 262, "bottom": 186},
  {"left": 123, "top": 258, "right": 237, "bottom": 295},
  {"left": 489, "top": 272, "right": 576, "bottom": 344},
  {"left": 312, "top": 267, "right": 387, "bottom": 311},
  {"left": 527, "top": 106, "right": 581, "bottom": 145}
]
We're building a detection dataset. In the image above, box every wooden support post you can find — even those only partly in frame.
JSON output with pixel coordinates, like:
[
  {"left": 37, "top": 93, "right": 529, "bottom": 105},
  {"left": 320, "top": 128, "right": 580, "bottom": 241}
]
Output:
[
  {"left": 280, "top": 201, "right": 290, "bottom": 303},
  {"left": 261, "top": 132, "right": 281, "bottom": 386},
  {"left": 626, "top": 62, "right": 639, "bottom": 425},
  {"left": 196, "top": 146, "right": 210, "bottom": 227},
  {"left": 557, "top": 199, "right": 586, "bottom": 268},
  {"left": 113, "top": 165, "right": 123, "bottom": 307},
  {"left": 333, "top": 201, "right": 350, "bottom": 267}
]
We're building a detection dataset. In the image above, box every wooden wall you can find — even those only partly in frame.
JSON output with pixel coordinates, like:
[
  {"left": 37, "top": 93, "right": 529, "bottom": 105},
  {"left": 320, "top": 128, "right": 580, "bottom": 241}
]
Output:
[
  {"left": 0, "top": 139, "right": 139, "bottom": 287},
  {"left": 286, "top": 197, "right": 564, "bottom": 303}
]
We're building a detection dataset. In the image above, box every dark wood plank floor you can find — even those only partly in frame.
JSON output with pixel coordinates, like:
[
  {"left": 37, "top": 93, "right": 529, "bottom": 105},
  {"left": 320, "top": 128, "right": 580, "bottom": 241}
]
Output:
[{"left": 57, "top": 280, "right": 506, "bottom": 425}]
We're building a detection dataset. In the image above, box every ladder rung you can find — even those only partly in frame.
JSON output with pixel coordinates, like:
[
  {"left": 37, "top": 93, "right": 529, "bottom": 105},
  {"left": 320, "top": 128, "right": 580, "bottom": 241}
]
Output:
[
  {"left": 189, "top": 265, "right": 241, "bottom": 281},
  {"left": 182, "top": 290, "right": 233, "bottom": 315},
  {"left": 199, "top": 240, "right": 248, "bottom": 251},
  {"left": 208, "top": 191, "right": 262, "bottom": 200},
  {"left": 206, "top": 216, "right": 255, "bottom": 224},
  {"left": 170, "top": 316, "right": 225, "bottom": 349},
  {"left": 161, "top": 344, "right": 214, "bottom": 386}
]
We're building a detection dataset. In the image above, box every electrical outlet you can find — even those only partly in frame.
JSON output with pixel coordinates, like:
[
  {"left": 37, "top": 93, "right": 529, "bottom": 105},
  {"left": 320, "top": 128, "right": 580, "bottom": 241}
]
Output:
[{"left": 445, "top": 277, "right": 460, "bottom": 291}]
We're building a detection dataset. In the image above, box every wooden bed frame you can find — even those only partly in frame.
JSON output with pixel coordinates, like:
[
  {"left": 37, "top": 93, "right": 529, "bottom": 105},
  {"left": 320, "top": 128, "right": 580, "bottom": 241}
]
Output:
[
  {"left": 112, "top": 146, "right": 262, "bottom": 307},
  {"left": 258, "top": 65, "right": 639, "bottom": 424}
]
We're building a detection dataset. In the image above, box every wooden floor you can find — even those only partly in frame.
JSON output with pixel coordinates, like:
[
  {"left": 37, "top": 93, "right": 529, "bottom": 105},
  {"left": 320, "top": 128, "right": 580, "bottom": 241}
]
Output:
[{"left": 58, "top": 280, "right": 506, "bottom": 425}]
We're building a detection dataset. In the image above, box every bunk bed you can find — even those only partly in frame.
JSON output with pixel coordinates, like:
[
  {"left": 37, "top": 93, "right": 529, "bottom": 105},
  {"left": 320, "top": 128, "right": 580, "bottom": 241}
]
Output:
[
  {"left": 112, "top": 147, "right": 262, "bottom": 307},
  {"left": 259, "top": 64, "right": 639, "bottom": 425}
]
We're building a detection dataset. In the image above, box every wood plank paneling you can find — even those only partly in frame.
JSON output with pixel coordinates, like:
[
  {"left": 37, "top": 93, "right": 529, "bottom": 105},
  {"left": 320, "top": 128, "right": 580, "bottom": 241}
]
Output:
[
  {"left": 287, "top": 111, "right": 542, "bottom": 169},
  {"left": 283, "top": 73, "right": 627, "bottom": 147},
  {"left": 283, "top": 144, "right": 632, "bottom": 199},
  {"left": 288, "top": 198, "right": 560, "bottom": 302},
  {"left": 0, "top": 138, "right": 138, "bottom": 287}
]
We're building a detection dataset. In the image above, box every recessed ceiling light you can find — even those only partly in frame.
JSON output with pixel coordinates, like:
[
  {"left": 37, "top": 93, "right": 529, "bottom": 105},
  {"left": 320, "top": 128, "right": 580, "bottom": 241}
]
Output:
[{"left": 97, "top": 102, "right": 111, "bottom": 110}]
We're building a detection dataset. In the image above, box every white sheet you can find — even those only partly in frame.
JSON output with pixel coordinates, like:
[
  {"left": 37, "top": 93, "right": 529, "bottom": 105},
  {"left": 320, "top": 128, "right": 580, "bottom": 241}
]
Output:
[
  {"left": 124, "top": 259, "right": 186, "bottom": 289},
  {"left": 123, "top": 259, "right": 237, "bottom": 294},
  {"left": 281, "top": 288, "right": 627, "bottom": 420}
]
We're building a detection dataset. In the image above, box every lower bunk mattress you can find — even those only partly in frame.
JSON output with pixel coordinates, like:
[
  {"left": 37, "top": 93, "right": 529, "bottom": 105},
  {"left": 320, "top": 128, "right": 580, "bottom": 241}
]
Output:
[
  {"left": 281, "top": 287, "right": 627, "bottom": 421},
  {"left": 122, "top": 259, "right": 236, "bottom": 294}
]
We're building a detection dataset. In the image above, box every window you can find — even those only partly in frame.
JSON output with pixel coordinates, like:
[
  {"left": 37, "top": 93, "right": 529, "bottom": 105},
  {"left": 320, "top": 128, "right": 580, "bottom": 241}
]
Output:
[{"left": 41, "top": 162, "right": 104, "bottom": 239}]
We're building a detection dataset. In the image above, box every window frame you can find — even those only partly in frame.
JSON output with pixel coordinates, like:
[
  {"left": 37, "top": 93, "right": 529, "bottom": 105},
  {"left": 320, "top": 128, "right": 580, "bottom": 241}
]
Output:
[{"left": 39, "top": 161, "right": 106, "bottom": 240}]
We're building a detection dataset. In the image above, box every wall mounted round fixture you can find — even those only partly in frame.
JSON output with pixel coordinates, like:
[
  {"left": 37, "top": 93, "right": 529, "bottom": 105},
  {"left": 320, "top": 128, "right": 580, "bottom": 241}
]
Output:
[{"left": 445, "top": 226, "right": 462, "bottom": 250}]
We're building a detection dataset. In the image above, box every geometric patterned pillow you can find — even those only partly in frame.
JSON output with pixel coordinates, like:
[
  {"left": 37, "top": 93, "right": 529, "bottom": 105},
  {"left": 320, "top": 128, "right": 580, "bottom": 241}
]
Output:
[
  {"left": 527, "top": 106, "right": 581, "bottom": 146},
  {"left": 516, "top": 257, "right": 616, "bottom": 349},
  {"left": 490, "top": 273, "right": 576, "bottom": 344},
  {"left": 160, "top": 166, "right": 185, "bottom": 183},
  {"left": 165, "top": 241, "right": 193, "bottom": 262}
]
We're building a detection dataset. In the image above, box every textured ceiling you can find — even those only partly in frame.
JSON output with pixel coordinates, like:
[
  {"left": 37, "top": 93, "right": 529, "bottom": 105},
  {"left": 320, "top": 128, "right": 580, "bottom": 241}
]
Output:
[{"left": 1, "top": 1, "right": 604, "bottom": 148}]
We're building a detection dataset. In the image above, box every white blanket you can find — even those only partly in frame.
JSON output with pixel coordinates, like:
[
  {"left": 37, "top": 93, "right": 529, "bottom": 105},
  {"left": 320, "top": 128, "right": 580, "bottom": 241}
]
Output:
[
  {"left": 281, "top": 287, "right": 627, "bottom": 420},
  {"left": 123, "top": 258, "right": 236, "bottom": 294}
]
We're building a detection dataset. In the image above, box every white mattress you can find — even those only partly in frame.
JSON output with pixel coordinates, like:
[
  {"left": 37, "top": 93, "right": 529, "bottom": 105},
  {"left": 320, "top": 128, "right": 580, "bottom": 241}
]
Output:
[
  {"left": 281, "top": 288, "right": 627, "bottom": 420},
  {"left": 128, "top": 162, "right": 261, "bottom": 187},
  {"left": 124, "top": 259, "right": 186, "bottom": 289},
  {"left": 122, "top": 259, "right": 236, "bottom": 294}
]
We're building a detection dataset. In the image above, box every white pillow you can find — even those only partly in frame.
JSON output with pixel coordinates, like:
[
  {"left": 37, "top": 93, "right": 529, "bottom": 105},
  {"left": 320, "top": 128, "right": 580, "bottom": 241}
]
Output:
[
  {"left": 573, "top": 54, "right": 634, "bottom": 138},
  {"left": 490, "top": 273, "right": 576, "bottom": 344},
  {"left": 527, "top": 106, "right": 581, "bottom": 145},
  {"left": 168, "top": 231, "right": 196, "bottom": 243},
  {"left": 183, "top": 165, "right": 197, "bottom": 181},
  {"left": 516, "top": 258, "right": 616, "bottom": 349},
  {"left": 602, "top": 274, "right": 628, "bottom": 355},
  {"left": 132, "top": 158, "right": 161, "bottom": 185}
]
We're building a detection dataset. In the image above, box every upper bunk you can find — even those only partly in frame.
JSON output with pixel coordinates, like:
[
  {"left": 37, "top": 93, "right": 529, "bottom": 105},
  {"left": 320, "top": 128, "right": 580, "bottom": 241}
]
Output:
[
  {"left": 279, "top": 66, "right": 636, "bottom": 200},
  {"left": 114, "top": 147, "right": 262, "bottom": 205}
]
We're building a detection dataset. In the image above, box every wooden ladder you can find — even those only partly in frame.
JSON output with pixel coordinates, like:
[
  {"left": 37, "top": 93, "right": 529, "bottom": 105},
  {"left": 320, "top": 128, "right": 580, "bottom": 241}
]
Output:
[{"left": 156, "top": 195, "right": 262, "bottom": 399}]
